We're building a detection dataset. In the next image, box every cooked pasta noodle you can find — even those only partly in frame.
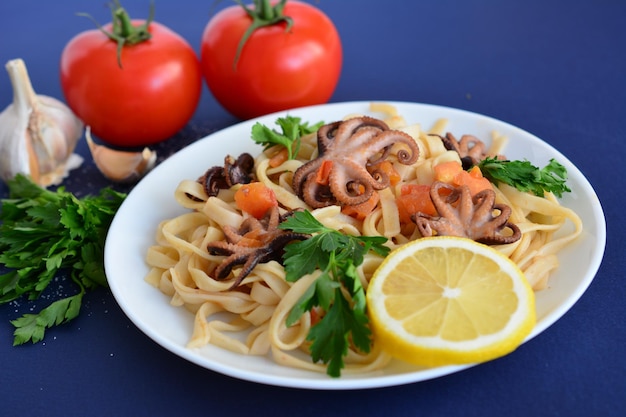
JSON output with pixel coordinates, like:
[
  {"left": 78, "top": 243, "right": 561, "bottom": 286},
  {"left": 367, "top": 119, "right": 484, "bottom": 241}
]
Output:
[{"left": 144, "top": 103, "right": 582, "bottom": 374}]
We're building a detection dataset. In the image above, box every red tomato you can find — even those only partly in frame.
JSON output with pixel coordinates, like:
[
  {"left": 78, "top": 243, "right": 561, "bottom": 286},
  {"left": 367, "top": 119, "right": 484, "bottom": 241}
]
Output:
[
  {"left": 60, "top": 19, "right": 202, "bottom": 147},
  {"left": 200, "top": 1, "right": 342, "bottom": 120}
]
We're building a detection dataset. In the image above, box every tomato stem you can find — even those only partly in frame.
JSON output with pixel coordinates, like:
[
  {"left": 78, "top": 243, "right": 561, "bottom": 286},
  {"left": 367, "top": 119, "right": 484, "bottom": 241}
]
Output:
[
  {"left": 257, "top": 0, "right": 285, "bottom": 20},
  {"left": 77, "top": 0, "right": 155, "bottom": 68},
  {"left": 232, "top": 0, "right": 293, "bottom": 70}
]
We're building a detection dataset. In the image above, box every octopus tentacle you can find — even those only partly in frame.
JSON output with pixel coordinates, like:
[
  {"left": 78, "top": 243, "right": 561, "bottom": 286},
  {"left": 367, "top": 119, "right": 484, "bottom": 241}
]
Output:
[
  {"left": 300, "top": 174, "right": 334, "bottom": 208},
  {"left": 316, "top": 120, "right": 343, "bottom": 153},
  {"left": 429, "top": 182, "right": 457, "bottom": 217},
  {"left": 319, "top": 116, "right": 388, "bottom": 145},
  {"left": 342, "top": 127, "right": 389, "bottom": 160},
  {"left": 212, "top": 250, "right": 252, "bottom": 279},
  {"left": 328, "top": 165, "right": 376, "bottom": 206},
  {"left": 366, "top": 130, "right": 419, "bottom": 166},
  {"left": 368, "top": 165, "right": 391, "bottom": 188},
  {"left": 291, "top": 158, "right": 323, "bottom": 198},
  {"left": 471, "top": 189, "right": 497, "bottom": 220}
]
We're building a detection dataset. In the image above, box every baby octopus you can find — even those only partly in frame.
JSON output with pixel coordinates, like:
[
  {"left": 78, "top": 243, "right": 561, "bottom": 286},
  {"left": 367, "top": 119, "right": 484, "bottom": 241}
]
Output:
[
  {"left": 206, "top": 207, "right": 309, "bottom": 289},
  {"left": 197, "top": 153, "right": 255, "bottom": 197},
  {"left": 414, "top": 181, "right": 521, "bottom": 245},
  {"left": 292, "top": 116, "right": 420, "bottom": 208},
  {"left": 437, "top": 132, "right": 504, "bottom": 170}
]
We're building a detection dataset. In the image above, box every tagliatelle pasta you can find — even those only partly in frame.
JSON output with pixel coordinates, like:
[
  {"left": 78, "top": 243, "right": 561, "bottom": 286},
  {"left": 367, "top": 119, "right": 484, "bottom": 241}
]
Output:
[{"left": 144, "top": 103, "right": 582, "bottom": 374}]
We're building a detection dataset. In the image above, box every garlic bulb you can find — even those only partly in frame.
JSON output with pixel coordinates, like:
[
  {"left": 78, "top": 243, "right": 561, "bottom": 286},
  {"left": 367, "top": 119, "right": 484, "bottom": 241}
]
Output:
[
  {"left": 0, "top": 58, "right": 83, "bottom": 187},
  {"left": 86, "top": 127, "right": 156, "bottom": 183}
]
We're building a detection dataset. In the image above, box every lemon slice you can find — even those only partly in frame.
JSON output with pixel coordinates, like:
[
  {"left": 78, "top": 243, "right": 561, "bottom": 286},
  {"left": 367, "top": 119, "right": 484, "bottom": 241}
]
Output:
[{"left": 366, "top": 236, "right": 536, "bottom": 367}]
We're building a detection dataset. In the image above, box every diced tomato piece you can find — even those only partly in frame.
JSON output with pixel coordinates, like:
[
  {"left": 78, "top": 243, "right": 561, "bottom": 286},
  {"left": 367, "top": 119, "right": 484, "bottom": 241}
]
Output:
[
  {"left": 370, "top": 160, "right": 402, "bottom": 186},
  {"left": 434, "top": 160, "right": 463, "bottom": 183},
  {"left": 310, "top": 306, "right": 324, "bottom": 326},
  {"left": 452, "top": 166, "right": 492, "bottom": 196},
  {"left": 396, "top": 184, "right": 437, "bottom": 223},
  {"left": 234, "top": 182, "right": 278, "bottom": 219},
  {"left": 341, "top": 192, "right": 380, "bottom": 220},
  {"left": 268, "top": 147, "right": 289, "bottom": 168},
  {"left": 315, "top": 160, "right": 334, "bottom": 185},
  {"left": 434, "top": 161, "right": 492, "bottom": 196},
  {"left": 236, "top": 236, "right": 265, "bottom": 248}
]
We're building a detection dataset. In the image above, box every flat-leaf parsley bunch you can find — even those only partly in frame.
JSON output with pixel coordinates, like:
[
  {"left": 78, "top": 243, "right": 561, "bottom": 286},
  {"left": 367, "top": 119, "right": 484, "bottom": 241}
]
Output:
[{"left": 0, "top": 174, "right": 126, "bottom": 345}]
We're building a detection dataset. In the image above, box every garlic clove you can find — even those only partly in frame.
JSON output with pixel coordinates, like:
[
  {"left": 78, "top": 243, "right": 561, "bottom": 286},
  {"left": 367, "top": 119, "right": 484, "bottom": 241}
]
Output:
[
  {"left": 0, "top": 58, "right": 83, "bottom": 187},
  {"left": 86, "top": 127, "right": 157, "bottom": 183}
]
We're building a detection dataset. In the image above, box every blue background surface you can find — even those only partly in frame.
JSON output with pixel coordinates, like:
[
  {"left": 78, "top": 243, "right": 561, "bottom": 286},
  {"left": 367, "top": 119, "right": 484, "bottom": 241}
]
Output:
[{"left": 1, "top": 1, "right": 624, "bottom": 416}]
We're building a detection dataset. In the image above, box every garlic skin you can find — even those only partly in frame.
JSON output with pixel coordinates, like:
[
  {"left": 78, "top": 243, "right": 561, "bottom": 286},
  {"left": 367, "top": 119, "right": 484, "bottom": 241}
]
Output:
[
  {"left": 0, "top": 58, "right": 83, "bottom": 187},
  {"left": 87, "top": 128, "right": 156, "bottom": 183}
]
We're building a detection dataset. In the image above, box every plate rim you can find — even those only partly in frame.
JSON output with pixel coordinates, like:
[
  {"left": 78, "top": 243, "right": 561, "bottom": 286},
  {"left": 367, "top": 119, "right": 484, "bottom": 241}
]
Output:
[{"left": 105, "top": 100, "right": 607, "bottom": 390}]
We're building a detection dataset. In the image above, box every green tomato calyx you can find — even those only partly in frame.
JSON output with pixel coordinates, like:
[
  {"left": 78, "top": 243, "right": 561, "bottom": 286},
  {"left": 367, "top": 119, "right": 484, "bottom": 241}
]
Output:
[
  {"left": 77, "top": 0, "right": 155, "bottom": 68},
  {"left": 233, "top": 0, "right": 293, "bottom": 70}
]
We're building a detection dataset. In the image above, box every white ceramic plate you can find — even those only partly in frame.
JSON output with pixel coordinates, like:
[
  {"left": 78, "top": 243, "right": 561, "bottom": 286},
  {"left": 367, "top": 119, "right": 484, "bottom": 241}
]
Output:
[{"left": 105, "top": 101, "right": 606, "bottom": 390}]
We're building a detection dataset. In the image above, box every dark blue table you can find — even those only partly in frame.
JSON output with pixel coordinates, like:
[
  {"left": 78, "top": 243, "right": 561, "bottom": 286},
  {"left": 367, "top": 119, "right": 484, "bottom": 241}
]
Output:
[{"left": 1, "top": 1, "right": 624, "bottom": 416}]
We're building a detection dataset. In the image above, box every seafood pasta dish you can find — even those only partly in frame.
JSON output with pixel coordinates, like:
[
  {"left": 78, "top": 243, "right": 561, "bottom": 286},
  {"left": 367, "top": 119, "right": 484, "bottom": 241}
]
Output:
[{"left": 143, "top": 103, "right": 582, "bottom": 377}]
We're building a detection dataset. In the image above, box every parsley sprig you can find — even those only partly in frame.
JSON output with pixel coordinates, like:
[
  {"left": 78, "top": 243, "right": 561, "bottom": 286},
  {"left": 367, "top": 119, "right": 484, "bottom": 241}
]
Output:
[
  {"left": 477, "top": 157, "right": 571, "bottom": 198},
  {"left": 0, "top": 174, "right": 126, "bottom": 345},
  {"left": 251, "top": 116, "right": 323, "bottom": 160},
  {"left": 279, "top": 210, "right": 390, "bottom": 377}
]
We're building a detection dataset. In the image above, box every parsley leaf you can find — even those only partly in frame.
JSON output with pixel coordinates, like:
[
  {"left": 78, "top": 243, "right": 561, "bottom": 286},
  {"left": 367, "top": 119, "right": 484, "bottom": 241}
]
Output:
[
  {"left": 0, "top": 174, "right": 126, "bottom": 345},
  {"left": 11, "top": 292, "right": 83, "bottom": 345},
  {"left": 477, "top": 157, "right": 571, "bottom": 197},
  {"left": 279, "top": 210, "right": 390, "bottom": 377},
  {"left": 251, "top": 116, "right": 323, "bottom": 160},
  {"left": 307, "top": 287, "right": 371, "bottom": 377}
]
